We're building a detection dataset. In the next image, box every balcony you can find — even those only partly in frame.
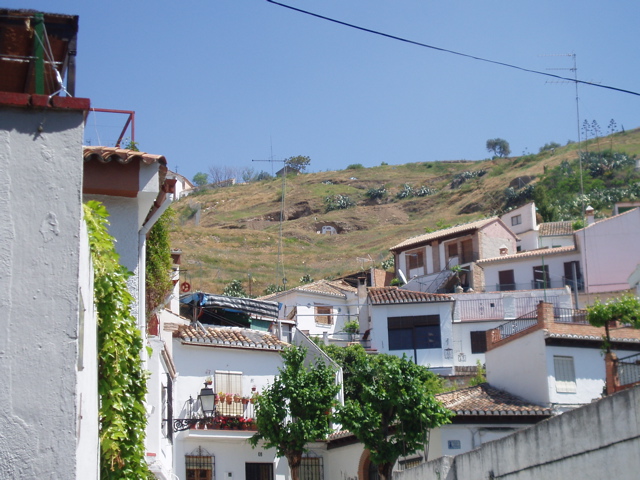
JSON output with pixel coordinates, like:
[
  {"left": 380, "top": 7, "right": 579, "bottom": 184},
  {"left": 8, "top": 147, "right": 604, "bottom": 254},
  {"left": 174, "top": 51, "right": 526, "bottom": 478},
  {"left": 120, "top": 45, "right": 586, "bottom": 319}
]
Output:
[{"left": 173, "top": 390, "right": 258, "bottom": 435}]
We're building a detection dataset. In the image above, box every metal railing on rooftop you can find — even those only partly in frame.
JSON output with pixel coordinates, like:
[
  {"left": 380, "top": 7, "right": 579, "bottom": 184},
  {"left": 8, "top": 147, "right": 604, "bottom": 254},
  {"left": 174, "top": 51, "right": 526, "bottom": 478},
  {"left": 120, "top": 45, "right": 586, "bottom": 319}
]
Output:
[
  {"left": 618, "top": 353, "right": 640, "bottom": 387},
  {"left": 554, "top": 307, "right": 589, "bottom": 324},
  {"left": 490, "top": 311, "right": 539, "bottom": 343}
]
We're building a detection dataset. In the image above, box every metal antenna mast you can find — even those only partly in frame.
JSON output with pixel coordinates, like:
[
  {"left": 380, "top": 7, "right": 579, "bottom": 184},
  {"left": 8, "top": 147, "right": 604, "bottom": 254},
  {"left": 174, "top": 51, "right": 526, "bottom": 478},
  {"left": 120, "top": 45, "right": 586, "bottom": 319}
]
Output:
[
  {"left": 542, "top": 53, "right": 591, "bottom": 306},
  {"left": 252, "top": 154, "right": 289, "bottom": 287}
]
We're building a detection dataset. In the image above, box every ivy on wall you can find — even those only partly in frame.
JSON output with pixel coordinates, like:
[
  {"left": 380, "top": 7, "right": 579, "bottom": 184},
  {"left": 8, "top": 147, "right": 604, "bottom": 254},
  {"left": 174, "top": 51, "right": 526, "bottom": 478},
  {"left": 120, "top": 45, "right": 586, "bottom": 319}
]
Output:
[
  {"left": 145, "top": 207, "right": 174, "bottom": 318},
  {"left": 84, "top": 201, "right": 152, "bottom": 479}
]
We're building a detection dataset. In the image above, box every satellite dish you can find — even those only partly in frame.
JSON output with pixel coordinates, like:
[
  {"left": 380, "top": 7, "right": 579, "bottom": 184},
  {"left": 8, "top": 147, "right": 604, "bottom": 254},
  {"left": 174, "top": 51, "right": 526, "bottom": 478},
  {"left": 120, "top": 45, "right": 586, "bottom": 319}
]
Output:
[{"left": 398, "top": 269, "right": 408, "bottom": 284}]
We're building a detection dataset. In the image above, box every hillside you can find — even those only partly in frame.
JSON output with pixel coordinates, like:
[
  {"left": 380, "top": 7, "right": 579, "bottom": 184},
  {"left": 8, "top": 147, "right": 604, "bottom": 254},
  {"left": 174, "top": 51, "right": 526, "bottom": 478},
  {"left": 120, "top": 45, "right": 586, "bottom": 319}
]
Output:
[{"left": 170, "top": 129, "right": 640, "bottom": 295}]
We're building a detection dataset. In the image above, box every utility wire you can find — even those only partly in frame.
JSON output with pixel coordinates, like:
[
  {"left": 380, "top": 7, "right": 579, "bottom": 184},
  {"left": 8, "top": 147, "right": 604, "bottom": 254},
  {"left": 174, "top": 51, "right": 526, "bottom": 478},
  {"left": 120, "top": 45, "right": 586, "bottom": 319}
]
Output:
[{"left": 266, "top": 0, "right": 640, "bottom": 98}]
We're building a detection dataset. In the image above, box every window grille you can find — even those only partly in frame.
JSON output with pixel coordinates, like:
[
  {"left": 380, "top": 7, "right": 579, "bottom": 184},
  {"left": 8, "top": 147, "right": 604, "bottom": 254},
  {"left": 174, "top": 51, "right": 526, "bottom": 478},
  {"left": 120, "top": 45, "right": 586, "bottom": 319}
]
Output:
[
  {"left": 300, "top": 452, "right": 324, "bottom": 480},
  {"left": 186, "top": 446, "right": 214, "bottom": 480},
  {"left": 245, "top": 463, "right": 274, "bottom": 480}
]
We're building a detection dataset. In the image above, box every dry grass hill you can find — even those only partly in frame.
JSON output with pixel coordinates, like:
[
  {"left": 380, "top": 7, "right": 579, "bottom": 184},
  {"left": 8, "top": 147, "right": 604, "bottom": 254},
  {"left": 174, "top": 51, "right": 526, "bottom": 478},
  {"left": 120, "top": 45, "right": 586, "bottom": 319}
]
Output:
[{"left": 170, "top": 129, "right": 640, "bottom": 296}]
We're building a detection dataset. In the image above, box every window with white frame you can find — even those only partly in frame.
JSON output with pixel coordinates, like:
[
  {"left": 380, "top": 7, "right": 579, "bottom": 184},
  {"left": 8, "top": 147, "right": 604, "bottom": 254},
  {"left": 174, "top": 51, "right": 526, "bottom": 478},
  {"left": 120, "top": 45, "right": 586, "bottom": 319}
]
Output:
[{"left": 553, "top": 356, "right": 577, "bottom": 393}]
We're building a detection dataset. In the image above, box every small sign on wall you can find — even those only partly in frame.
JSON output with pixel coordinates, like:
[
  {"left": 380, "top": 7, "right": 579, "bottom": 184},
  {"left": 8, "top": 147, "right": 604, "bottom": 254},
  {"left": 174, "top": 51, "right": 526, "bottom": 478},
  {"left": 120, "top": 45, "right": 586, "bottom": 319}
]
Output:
[{"left": 448, "top": 440, "right": 461, "bottom": 450}]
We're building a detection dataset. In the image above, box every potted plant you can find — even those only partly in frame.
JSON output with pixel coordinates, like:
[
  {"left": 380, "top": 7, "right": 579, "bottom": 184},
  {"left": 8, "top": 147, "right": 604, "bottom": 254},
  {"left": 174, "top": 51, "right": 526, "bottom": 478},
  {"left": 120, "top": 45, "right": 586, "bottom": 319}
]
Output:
[
  {"left": 241, "top": 395, "right": 250, "bottom": 405},
  {"left": 204, "top": 375, "right": 213, "bottom": 386},
  {"left": 225, "top": 393, "right": 233, "bottom": 405},
  {"left": 233, "top": 393, "right": 242, "bottom": 403},
  {"left": 343, "top": 319, "right": 360, "bottom": 341},
  {"left": 218, "top": 392, "right": 225, "bottom": 404}
]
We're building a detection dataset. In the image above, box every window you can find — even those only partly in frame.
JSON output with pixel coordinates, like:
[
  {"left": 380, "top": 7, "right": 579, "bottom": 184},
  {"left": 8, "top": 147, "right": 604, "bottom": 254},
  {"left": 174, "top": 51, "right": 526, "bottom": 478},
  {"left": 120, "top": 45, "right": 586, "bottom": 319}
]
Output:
[
  {"left": 186, "top": 447, "right": 214, "bottom": 480},
  {"left": 563, "top": 261, "right": 583, "bottom": 291},
  {"left": 498, "top": 270, "right": 515, "bottom": 291},
  {"left": 245, "top": 463, "right": 274, "bottom": 480},
  {"left": 215, "top": 370, "right": 243, "bottom": 415},
  {"left": 470, "top": 331, "right": 488, "bottom": 353},
  {"left": 406, "top": 249, "right": 425, "bottom": 271},
  {"left": 511, "top": 215, "right": 522, "bottom": 226},
  {"left": 533, "top": 265, "right": 549, "bottom": 289},
  {"left": 315, "top": 304, "right": 333, "bottom": 325},
  {"left": 447, "top": 243, "right": 458, "bottom": 258},
  {"left": 554, "top": 356, "right": 577, "bottom": 393},
  {"left": 300, "top": 453, "right": 324, "bottom": 480},
  {"left": 388, "top": 315, "right": 441, "bottom": 350}
]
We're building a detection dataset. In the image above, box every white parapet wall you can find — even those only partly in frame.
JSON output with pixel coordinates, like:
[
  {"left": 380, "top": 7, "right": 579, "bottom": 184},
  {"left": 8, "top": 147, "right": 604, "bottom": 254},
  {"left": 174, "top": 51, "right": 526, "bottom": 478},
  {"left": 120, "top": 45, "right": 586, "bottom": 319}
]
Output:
[{"left": 394, "top": 385, "right": 640, "bottom": 480}]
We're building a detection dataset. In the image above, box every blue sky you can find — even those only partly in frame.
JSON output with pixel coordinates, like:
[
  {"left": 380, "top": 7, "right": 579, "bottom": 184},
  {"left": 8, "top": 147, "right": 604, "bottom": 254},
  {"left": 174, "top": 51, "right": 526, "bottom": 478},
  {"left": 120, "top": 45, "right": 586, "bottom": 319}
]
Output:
[{"left": 10, "top": 1, "right": 640, "bottom": 181}]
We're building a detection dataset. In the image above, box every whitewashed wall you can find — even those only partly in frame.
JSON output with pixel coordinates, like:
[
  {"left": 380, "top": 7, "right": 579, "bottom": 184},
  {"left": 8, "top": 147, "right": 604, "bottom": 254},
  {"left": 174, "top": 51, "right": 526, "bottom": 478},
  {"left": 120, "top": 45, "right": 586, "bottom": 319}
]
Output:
[
  {"left": 544, "top": 345, "right": 609, "bottom": 407},
  {"left": 577, "top": 208, "right": 640, "bottom": 294},
  {"left": 0, "top": 107, "right": 88, "bottom": 478},
  {"left": 481, "top": 251, "right": 581, "bottom": 292},
  {"left": 486, "top": 329, "right": 550, "bottom": 405},
  {"left": 369, "top": 301, "right": 454, "bottom": 371},
  {"left": 171, "top": 340, "right": 287, "bottom": 479}
]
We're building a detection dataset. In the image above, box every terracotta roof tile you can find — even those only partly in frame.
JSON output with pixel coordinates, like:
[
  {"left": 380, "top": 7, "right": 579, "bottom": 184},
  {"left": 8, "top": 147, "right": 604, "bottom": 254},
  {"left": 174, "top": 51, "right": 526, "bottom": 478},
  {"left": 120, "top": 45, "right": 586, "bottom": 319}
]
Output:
[
  {"left": 545, "top": 323, "right": 640, "bottom": 344},
  {"left": 476, "top": 245, "right": 576, "bottom": 265},
  {"left": 368, "top": 287, "right": 453, "bottom": 305},
  {"left": 83, "top": 146, "right": 167, "bottom": 166},
  {"left": 436, "top": 384, "right": 553, "bottom": 416},
  {"left": 176, "top": 325, "right": 288, "bottom": 350},
  {"left": 538, "top": 221, "right": 574, "bottom": 237},
  {"left": 390, "top": 218, "right": 500, "bottom": 252}
]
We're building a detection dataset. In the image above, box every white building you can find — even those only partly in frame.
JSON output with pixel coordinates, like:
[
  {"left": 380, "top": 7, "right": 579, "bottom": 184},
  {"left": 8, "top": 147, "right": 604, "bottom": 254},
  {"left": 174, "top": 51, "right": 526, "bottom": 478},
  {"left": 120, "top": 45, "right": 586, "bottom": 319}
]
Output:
[
  {"left": 364, "top": 287, "right": 573, "bottom": 375},
  {"left": 261, "top": 279, "right": 362, "bottom": 342},
  {"left": 485, "top": 302, "right": 640, "bottom": 411},
  {"left": 390, "top": 217, "right": 518, "bottom": 293},
  {"left": 500, "top": 202, "right": 539, "bottom": 251}
]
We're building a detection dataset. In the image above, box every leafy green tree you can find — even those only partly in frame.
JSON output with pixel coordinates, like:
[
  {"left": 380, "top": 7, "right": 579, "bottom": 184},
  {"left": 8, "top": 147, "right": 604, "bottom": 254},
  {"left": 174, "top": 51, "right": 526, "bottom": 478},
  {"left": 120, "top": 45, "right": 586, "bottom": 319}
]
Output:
[
  {"left": 486, "top": 138, "right": 511, "bottom": 157},
  {"left": 285, "top": 155, "right": 311, "bottom": 172},
  {"left": 192, "top": 172, "right": 209, "bottom": 187},
  {"left": 249, "top": 346, "right": 340, "bottom": 480},
  {"left": 326, "top": 345, "right": 451, "bottom": 480},
  {"left": 223, "top": 279, "right": 248, "bottom": 297},
  {"left": 587, "top": 295, "right": 640, "bottom": 352}
]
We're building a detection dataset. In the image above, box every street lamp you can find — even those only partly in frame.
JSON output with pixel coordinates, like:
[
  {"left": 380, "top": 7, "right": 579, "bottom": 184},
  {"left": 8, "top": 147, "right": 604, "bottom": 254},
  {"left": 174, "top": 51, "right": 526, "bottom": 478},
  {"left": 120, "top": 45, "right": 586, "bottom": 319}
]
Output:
[{"left": 198, "top": 383, "right": 216, "bottom": 418}]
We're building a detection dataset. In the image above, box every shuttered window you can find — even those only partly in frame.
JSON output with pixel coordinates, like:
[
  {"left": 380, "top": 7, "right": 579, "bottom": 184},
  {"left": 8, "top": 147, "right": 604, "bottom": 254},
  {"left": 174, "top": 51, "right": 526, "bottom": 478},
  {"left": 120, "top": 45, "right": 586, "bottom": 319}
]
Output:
[{"left": 554, "top": 356, "right": 577, "bottom": 393}]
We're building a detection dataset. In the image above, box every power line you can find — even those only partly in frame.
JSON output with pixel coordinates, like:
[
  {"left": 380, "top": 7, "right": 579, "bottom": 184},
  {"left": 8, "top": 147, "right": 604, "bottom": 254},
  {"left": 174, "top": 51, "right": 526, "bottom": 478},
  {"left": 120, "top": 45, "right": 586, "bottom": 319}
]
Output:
[{"left": 266, "top": 0, "right": 640, "bottom": 98}]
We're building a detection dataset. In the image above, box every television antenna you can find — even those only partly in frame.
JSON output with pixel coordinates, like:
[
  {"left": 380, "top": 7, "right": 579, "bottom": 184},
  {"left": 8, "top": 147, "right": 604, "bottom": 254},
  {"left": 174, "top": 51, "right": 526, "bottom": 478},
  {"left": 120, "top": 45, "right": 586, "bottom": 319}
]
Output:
[
  {"left": 252, "top": 150, "right": 289, "bottom": 287},
  {"left": 356, "top": 254, "right": 373, "bottom": 271}
]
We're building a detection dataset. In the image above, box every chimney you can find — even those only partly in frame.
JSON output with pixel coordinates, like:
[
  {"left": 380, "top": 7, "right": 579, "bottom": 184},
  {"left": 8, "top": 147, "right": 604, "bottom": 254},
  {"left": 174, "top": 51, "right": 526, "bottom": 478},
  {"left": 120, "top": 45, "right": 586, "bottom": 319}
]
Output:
[
  {"left": 585, "top": 205, "right": 595, "bottom": 225},
  {"left": 357, "top": 276, "right": 367, "bottom": 301}
]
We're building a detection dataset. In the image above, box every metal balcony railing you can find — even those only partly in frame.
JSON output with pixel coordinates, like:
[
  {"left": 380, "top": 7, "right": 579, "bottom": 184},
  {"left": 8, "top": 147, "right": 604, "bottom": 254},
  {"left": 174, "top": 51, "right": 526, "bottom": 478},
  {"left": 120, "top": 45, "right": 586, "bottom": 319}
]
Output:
[
  {"left": 554, "top": 307, "right": 589, "bottom": 325},
  {"left": 490, "top": 310, "right": 538, "bottom": 343},
  {"left": 618, "top": 353, "right": 640, "bottom": 387}
]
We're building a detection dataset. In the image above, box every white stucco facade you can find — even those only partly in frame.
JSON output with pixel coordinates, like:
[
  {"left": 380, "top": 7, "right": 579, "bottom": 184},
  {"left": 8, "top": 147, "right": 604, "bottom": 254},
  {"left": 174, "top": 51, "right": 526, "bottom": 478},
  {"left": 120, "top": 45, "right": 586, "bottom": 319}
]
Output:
[
  {"left": 500, "top": 202, "right": 538, "bottom": 251},
  {"left": 576, "top": 207, "right": 640, "bottom": 294},
  {"left": 171, "top": 339, "right": 289, "bottom": 480},
  {"left": 0, "top": 105, "right": 98, "bottom": 478},
  {"left": 368, "top": 301, "right": 455, "bottom": 373}
]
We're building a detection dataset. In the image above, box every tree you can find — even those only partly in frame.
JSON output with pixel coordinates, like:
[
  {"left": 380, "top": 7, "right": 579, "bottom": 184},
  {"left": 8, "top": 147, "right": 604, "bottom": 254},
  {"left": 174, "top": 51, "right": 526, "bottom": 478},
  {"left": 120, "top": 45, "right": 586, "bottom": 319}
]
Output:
[
  {"left": 587, "top": 295, "right": 640, "bottom": 351},
  {"left": 284, "top": 155, "right": 311, "bottom": 172},
  {"left": 327, "top": 345, "right": 452, "bottom": 480},
  {"left": 241, "top": 166, "right": 256, "bottom": 183},
  {"left": 222, "top": 279, "right": 248, "bottom": 297},
  {"left": 208, "top": 165, "right": 237, "bottom": 184},
  {"left": 249, "top": 346, "right": 340, "bottom": 480},
  {"left": 486, "top": 138, "right": 511, "bottom": 157},
  {"left": 192, "top": 172, "right": 209, "bottom": 187}
]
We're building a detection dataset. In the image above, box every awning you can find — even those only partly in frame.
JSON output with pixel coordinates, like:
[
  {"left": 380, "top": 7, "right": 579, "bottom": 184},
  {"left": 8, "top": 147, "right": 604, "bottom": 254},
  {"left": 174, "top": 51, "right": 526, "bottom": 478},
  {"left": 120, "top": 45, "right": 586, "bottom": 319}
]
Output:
[{"left": 181, "top": 293, "right": 279, "bottom": 319}]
